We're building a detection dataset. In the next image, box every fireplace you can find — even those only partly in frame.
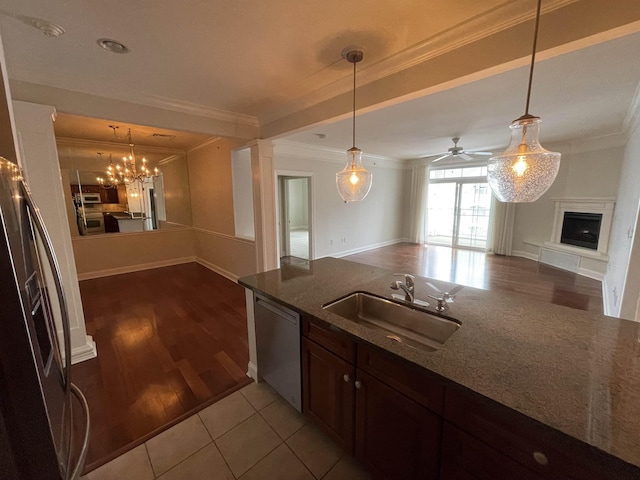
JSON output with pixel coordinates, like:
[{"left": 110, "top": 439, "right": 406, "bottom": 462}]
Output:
[
  {"left": 539, "top": 198, "right": 615, "bottom": 280},
  {"left": 560, "top": 212, "right": 602, "bottom": 250}
]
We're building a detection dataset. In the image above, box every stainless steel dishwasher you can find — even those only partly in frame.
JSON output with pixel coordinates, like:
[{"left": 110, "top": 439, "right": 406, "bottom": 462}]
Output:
[{"left": 254, "top": 294, "right": 302, "bottom": 412}]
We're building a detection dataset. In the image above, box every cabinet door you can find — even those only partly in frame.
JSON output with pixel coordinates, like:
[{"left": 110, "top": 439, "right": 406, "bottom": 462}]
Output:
[
  {"left": 301, "top": 337, "right": 355, "bottom": 452},
  {"left": 441, "top": 422, "right": 543, "bottom": 480},
  {"left": 355, "top": 370, "right": 441, "bottom": 480}
]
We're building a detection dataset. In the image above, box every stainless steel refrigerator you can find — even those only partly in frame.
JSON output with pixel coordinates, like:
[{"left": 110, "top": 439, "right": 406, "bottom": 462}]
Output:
[{"left": 0, "top": 158, "right": 90, "bottom": 479}]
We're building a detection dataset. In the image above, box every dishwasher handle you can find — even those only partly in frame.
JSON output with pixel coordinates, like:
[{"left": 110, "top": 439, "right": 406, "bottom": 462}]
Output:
[{"left": 255, "top": 296, "right": 299, "bottom": 325}]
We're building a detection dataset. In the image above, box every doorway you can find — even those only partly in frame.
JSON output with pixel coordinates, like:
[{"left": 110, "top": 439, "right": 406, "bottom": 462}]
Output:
[
  {"left": 277, "top": 174, "right": 312, "bottom": 261},
  {"left": 427, "top": 166, "right": 492, "bottom": 250}
]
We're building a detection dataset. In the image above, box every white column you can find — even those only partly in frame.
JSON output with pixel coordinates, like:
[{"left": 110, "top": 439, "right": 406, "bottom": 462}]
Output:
[
  {"left": 249, "top": 139, "right": 278, "bottom": 273},
  {"left": 12, "top": 101, "right": 97, "bottom": 364}
]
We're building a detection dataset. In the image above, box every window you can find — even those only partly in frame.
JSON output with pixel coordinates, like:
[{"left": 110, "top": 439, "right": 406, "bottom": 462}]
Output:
[{"left": 427, "top": 165, "right": 491, "bottom": 250}]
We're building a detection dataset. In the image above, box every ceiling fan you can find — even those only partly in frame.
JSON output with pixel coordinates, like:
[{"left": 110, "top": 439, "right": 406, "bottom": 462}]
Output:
[{"left": 424, "top": 137, "right": 492, "bottom": 162}]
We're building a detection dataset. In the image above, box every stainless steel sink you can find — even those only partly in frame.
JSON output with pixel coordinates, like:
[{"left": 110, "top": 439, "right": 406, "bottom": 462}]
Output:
[{"left": 323, "top": 292, "right": 460, "bottom": 352}]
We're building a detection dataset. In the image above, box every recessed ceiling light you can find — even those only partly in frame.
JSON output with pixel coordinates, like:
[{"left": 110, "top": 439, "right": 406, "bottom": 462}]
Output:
[
  {"left": 27, "top": 18, "right": 65, "bottom": 37},
  {"left": 2, "top": 11, "right": 66, "bottom": 37},
  {"left": 97, "top": 38, "right": 129, "bottom": 54}
]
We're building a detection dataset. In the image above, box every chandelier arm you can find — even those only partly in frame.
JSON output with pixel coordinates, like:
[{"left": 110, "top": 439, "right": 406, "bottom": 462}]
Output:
[{"left": 524, "top": 0, "right": 543, "bottom": 116}]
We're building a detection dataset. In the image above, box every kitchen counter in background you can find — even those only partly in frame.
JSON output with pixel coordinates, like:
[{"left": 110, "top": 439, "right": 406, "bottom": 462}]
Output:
[{"left": 239, "top": 257, "right": 640, "bottom": 472}]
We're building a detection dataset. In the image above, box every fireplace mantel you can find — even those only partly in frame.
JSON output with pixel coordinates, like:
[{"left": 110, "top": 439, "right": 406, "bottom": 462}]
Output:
[{"left": 534, "top": 197, "right": 615, "bottom": 280}]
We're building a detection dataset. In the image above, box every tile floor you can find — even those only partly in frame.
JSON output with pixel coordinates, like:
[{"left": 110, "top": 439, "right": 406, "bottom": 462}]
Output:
[{"left": 82, "top": 381, "right": 371, "bottom": 480}]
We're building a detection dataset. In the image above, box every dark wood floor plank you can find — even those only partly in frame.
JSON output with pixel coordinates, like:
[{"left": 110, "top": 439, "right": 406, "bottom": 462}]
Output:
[{"left": 73, "top": 263, "right": 251, "bottom": 473}]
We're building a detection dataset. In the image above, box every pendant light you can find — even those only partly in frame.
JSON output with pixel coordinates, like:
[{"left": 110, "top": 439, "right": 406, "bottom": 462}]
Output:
[
  {"left": 487, "top": 0, "right": 560, "bottom": 203},
  {"left": 336, "top": 49, "right": 372, "bottom": 202}
]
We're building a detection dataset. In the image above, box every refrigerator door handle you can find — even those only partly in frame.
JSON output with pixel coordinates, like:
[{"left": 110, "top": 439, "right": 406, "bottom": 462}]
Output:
[
  {"left": 68, "top": 383, "right": 90, "bottom": 480},
  {"left": 19, "top": 179, "right": 73, "bottom": 378}
]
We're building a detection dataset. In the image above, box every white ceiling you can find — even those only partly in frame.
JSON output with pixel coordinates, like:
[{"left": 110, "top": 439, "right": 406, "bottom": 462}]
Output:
[
  {"left": 1, "top": 1, "right": 640, "bottom": 160},
  {"left": 284, "top": 31, "right": 640, "bottom": 159}
]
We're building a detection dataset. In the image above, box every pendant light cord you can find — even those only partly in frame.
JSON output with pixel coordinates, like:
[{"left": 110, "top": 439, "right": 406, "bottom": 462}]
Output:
[
  {"left": 524, "top": 0, "right": 543, "bottom": 116},
  {"left": 352, "top": 58, "right": 356, "bottom": 149}
]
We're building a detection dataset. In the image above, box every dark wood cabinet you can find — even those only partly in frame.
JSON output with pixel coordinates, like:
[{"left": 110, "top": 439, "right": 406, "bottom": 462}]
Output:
[
  {"left": 69, "top": 184, "right": 119, "bottom": 204},
  {"left": 355, "top": 369, "right": 440, "bottom": 480},
  {"left": 301, "top": 337, "right": 355, "bottom": 452},
  {"left": 302, "top": 318, "right": 442, "bottom": 479},
  {"left": 441, "top": 422, "right": 543, "bottom": 480},
  {"left": 443, "top": 387, "right": 635, "bottom": 480},
  {"left": 299, "top": 315, "right": 639, "bottom": 480},
  {"left": 100, "top": 188, "right": 119, "bottom": 204}
]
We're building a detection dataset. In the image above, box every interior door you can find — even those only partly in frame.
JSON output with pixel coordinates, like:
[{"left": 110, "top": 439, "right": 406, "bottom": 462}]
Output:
[{"left": 278, "top": 176, "right": 311, "bottom": 260}]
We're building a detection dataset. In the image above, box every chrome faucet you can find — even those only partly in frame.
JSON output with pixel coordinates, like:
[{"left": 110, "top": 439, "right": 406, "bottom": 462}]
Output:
[{"left": 390, "top": 274, "right": 415, "bottom": 303}]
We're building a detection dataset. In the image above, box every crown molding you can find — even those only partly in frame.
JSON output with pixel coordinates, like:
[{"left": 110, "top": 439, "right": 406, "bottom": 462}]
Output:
[
  {"left": 187, "top": 136, "right": 224, "bottom": 153},
  {"left": 622, "top": 80, "right": 640, "bottom": 135},
  {"left": 134, "top": 92, "right": 259, "bottom": 128},
  {"left": 55, "top": 137, "right": 185, "bottom": 155},
  {"left": 9, "top": 68, "right": 260, "bottom": 128},
  {"left": 259, "top": 0, "right": 576, "bottom": 125},
  {"left": 158, "top": 155, "right": 183, "bottom": 165}
]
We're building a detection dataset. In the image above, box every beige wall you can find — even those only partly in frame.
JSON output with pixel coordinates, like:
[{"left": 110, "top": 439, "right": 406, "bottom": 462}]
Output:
[
  {"left": 161, "top": 154, "right": 192, "bottom": 226},
  {"left": 72, "top": 227, "right": 195, "bottom": 279},
  {"left": 189, "top": 138, "right": 244, "bottom": 234},
  {"left": 188, "top": 138, "right": 257, "bottom": 279},
  {"left": 193, "top": 229, "right": 256, "bottom": 279}
]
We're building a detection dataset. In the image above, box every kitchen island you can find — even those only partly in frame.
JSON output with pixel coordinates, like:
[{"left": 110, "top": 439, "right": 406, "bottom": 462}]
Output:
[{"left": 240, "top": 257, "right": 640, "bottom": 479}]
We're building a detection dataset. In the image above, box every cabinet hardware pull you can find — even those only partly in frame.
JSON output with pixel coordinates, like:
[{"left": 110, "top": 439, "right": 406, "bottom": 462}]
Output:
[
  {"left": 533, "top": 451, "right": 548, "bottom": 465},
  {"left": 355, "top": 380, "right": 363, "bottom": 389},
  {"left": 343, "top": 374, "right": 350, "bottom": 382}
]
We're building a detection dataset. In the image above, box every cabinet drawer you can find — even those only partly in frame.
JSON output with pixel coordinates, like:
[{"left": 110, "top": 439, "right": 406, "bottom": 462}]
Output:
[
  {"left": 357, "top": 343, "right": 445, "bottom": 415},
  {"left": 441, "top": 422, "right": 543, "bottom": 480},
  {"left": 302, "top": 316, "right": 356, "bottom": 364},
  {"left": 444, "top": 388, "right": 632, "bottom": 480}
]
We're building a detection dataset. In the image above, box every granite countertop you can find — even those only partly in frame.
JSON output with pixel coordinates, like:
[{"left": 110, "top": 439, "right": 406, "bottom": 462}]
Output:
[{"left": 239, "top": 257, "right": 640, "bottom": 470}]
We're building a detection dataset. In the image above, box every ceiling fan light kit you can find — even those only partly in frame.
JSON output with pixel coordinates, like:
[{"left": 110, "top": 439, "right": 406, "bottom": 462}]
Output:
[
  {"left": 488, "top": 0, "right": 561, "bottom": 203},
  {"left": 336, "top": 48, "right": 372, "bottom": 203}
]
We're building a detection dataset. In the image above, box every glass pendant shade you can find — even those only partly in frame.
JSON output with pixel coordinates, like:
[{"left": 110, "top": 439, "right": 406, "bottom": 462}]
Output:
[
  {"left": 336, "top": 147, "right": 372, "bottom": 202},
  {"left": 487, "top": 116, "right": 560, "bottom": 203}
]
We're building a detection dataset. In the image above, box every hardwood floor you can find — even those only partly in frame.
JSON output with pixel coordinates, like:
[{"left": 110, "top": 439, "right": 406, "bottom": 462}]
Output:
[
  {"left": 72, "top": 263, "right": 251, "bottom": 473},
  {"left": 345, "top": 243, "right": 603, "bottom": 313}
]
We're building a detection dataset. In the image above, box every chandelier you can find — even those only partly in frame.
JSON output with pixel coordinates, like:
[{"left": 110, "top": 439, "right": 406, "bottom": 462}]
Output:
[{"left": 97, "top": 127, "right": 159, "bottom": 189}]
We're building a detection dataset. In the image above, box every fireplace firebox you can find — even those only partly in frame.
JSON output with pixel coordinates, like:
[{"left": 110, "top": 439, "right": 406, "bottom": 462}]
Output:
[{"left": 560, "top": 212, "right": 602, "bottom": 250}]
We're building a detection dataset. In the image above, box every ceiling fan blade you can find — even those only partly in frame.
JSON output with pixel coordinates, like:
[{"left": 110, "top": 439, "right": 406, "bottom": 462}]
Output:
[
  {"left": 467, "top": 151, "right": 493, "bottom": 156},
  {"left": 430, "top": 154, "right": 450, "bottom": 163},
  {"left": 459, "top": 153, "right": 474, "bottom": 161},
  {"left": 448, "top": 285, "right": 464, "bottom": 296}
]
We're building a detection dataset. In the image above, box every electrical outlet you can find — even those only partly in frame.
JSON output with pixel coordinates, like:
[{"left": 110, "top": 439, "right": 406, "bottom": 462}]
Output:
[{"left": 330, "top": 239, "right": 333, "bottom": 245}]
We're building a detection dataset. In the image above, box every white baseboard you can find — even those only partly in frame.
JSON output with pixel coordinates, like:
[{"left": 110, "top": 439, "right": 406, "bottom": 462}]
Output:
[
  {"left": 331, "top": 238, "right": 408, "bottom": 259},
  {"left": 247, "top": 362, "right": 258, "bottom": 381},
  {"left": 195, "top": 257, "right": 239, "bottom": 283},
  {"left": 602, "top": 276, "right": 617, "bottom": 317},
  {"left": 77, "top": 256, "right": 196, "bottom": 281},
  {"left": 577, "top": 267, "right": 604, "bottom": 281},
  {"left": 70, "top": 336, "right": 97, "bottom": 365},
  {"left": 511, "top": 250, "right": 539, "bottom": 262}
]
